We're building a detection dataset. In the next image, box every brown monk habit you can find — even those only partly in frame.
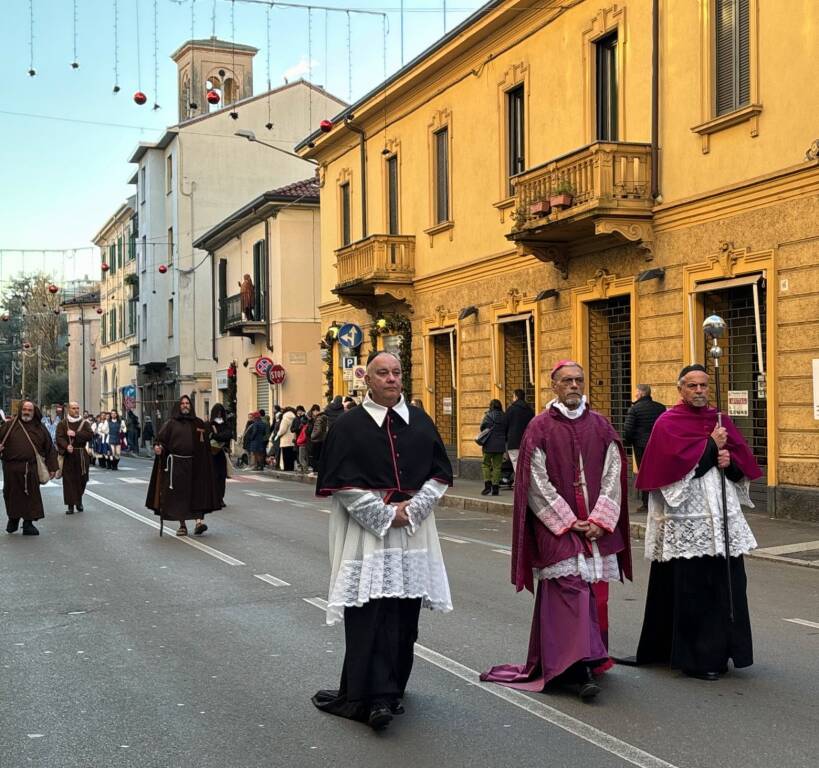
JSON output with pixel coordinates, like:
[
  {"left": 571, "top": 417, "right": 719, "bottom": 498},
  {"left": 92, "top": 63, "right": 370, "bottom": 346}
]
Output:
[
  {"left": 145, "top": 399, "right": 217, "bottom": 522},
  {"left": 56, "top": 417, "right": 94, "bottom": 506},
  {"left": 0, "top": 407, "right": 59, "bottom": 521}
]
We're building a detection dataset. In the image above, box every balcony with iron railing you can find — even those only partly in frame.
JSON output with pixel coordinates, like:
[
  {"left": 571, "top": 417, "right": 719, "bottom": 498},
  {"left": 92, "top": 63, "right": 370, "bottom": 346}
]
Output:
[
  {"left": 219, "top": 291, "right": 267, "bottom": 339},
  {"left": 508, "top": 142, "right": 655, "bottom": 276},
  {"left": 333, "top": 234, "right": 416, "bottom": 311}
]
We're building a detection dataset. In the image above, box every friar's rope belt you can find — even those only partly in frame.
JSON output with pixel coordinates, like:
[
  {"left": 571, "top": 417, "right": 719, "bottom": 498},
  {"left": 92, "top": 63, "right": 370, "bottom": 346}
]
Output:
[{"left": 164, "top": 454, "right": 192, "bottom": 490}]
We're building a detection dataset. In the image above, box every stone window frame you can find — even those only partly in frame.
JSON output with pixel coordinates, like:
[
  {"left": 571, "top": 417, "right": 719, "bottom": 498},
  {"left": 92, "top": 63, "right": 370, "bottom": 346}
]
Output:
[
  {"left": 494, "top": 61, "right": 530, "bottom": 219},
  {"left": 421, "top": 310, "right": 461, "bottom": 455},
  {"left": 424, "top": 108, "right": 455, "bottom": 244},
  {"left": 691, "top": 0, "right": 762, "bottom": 154},
  {"left": 381, "top": 137, "right": 402, "bottom": 235},
  {"left": 336, "top": 167, "right": 353, "bottom": 248}
]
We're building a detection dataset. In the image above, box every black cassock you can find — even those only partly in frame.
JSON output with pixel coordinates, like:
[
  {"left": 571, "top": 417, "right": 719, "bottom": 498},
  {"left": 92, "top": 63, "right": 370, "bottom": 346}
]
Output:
[
  {"left": 145, "top": 412, "right": 217, "bottom": 522},
  {"left": 312, "top": 400, "right": 452, "bottom": 723}
]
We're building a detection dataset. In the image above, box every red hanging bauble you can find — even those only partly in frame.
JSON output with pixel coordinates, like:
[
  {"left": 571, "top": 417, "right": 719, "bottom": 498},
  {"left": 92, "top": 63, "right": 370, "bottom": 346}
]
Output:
[
  {"left": 1, "top": 313, "right": 9, "bottom": 322},
  {"left": 207, "top": 89, "right": 220, "bottom": 105},
  {"left": 53, "top": 308, "right": 61, "bottom": 315},
  {"left": 133, "top": 91, "right": 147, "bottom": 105},
  {"left": 101, "top": 262, "right": 110, "bottom": 272},
  {"left": 95, "top": 307, "right": 104, "bottom": 315},
  {"left": 158, "top": 264, "right": 168, "bottom": 274},
  {"left": 319, "top": 119, "right": 333, "bottom": 133},
  {"left": 22, "top": 342, "right": 32, "bottom": 350},
  {"left": 48, "top": 284, "right": 59, "bottom": 294}
]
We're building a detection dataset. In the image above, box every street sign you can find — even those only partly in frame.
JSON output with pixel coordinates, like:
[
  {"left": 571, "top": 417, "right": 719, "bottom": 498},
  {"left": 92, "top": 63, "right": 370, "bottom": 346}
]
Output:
[
  {"left": 267, "top": 364, "right": 286, "bottom": 385},
  {"left": 727, "top": 390, "right": 749, "bottom": 417},
  {"left": 343, "top": 356, "right": 357, "bottom": 370},
  {"left": 337, "top": 323, "right": 363, "bottom": 349},
  {"left": 254, "top": 357, "right": 274, "bottom": 377},
  {"left": 353, "top": 365, "right": 367, "bottom": 381}
]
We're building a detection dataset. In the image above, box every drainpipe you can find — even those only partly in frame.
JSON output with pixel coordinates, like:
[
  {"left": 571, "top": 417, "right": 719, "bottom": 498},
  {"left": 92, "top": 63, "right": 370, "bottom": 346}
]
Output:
[
  {"left": 651, "top": 0, "right": 660, "bottom": 201},
  {"left": 210, "top": 250, "right": 217, "bottom": 362},
  {"left": 265, "top": 215, "right": 274, "bottom": 355},
  {"left": 345, "top": 118, "right": 368, "bottom": 238}
]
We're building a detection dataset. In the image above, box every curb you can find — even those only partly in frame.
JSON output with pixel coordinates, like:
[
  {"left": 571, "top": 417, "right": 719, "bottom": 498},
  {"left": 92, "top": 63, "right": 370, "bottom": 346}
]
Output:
[{"left": 262, "top": 469, "right": 818, "bottom": 569}]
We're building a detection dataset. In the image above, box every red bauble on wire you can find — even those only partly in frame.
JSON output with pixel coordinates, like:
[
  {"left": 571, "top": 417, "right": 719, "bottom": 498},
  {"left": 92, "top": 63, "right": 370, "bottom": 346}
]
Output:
[
  {"left": 95, "top": 307, "right": 104, "bottom": 315},
  {"left": 133, "top": 91, "right": 147, "bottom": 105},
  {"left": 207, "top": 89, "right": 220, "bottom": 105},
  {"left": 48, "top": 284, "right": 59, "bottom": 294},
  {"left": 158, "top": 264, "right": 168, "bottom": 274},
  {"left": 53, "top": 308, "right": 61, "bottom": 315},
  {"left": 1, "top": 313, "right": 9, "bottom": 322},
  {"left": 319, "top": 119, "right": 333, "bottom": 133},
  {"left": 101, "top": 262, "right": 110, "bottom": 272}
]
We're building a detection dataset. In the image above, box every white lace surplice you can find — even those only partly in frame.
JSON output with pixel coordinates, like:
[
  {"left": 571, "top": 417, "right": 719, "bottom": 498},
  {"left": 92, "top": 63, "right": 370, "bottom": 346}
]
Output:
[
  {"left": 325, "top": 479, "right": 452, "bottom": 625},
  {"left": 645, "top": 467, "right": 757, "bottom": 562},
  {"left": 527, "top": 442, "right": 622, "bottom": 583}
]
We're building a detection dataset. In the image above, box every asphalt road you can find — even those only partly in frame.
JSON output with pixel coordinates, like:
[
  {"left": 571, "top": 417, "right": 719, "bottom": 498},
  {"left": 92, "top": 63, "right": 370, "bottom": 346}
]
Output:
[{"left": 2, "top": 458, "right": 817, "bottom": 768}]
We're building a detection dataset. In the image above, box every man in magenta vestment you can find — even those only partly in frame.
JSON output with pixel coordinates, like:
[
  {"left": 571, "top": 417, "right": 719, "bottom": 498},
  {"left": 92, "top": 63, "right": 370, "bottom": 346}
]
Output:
[{"left": 481, "top": 361, "right": 632, "bottom": 700}]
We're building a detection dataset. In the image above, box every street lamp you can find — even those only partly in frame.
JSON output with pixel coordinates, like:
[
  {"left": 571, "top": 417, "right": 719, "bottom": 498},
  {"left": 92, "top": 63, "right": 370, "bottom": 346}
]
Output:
[{"left": 234, "top": 130, "right": 318, "bottom": 165}]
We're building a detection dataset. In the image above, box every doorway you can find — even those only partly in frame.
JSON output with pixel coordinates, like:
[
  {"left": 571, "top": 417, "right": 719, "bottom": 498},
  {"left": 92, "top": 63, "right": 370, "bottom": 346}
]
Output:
[{"left": 431, "top": 331, "right": 457, "bottom": 466}]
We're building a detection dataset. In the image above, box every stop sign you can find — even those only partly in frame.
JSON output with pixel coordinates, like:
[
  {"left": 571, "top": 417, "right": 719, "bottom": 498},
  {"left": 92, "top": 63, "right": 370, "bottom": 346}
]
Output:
[{"left": 267, "top": 364, "right": 286, "bottom": 385}]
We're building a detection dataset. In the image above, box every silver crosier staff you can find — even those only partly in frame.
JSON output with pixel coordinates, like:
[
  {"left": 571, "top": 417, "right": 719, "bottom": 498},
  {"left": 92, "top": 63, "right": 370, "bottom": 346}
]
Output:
[{"left": 703, "top": 314, "right": 734, "bottom": 623}]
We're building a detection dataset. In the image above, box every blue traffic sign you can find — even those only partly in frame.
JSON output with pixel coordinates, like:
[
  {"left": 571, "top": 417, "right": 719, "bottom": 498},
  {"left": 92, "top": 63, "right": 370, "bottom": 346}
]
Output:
[{"left": 337, "top": 323, "right": 364, "bottom": 349}]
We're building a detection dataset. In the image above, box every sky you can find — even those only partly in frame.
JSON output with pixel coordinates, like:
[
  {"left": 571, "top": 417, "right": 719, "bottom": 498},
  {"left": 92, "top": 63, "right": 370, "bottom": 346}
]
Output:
[{"left": 0, "top": 0, "right": 484, "bottom": 292}]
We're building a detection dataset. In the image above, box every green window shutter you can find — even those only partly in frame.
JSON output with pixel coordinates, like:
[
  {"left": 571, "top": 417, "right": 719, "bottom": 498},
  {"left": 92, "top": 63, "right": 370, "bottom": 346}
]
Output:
[{"left": 715, "top": 0, "right": 750, "bottom": 116}]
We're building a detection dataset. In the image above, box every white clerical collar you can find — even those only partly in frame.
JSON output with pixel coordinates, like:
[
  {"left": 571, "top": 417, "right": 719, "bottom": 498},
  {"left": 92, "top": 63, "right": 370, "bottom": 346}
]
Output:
[
  {"left": 67, "top": 415, "right": 81, "bottom": 423},
  {"left": 548, "top": 395, "right": 587, "bottom": 420},
  {"left": 362, "top": 393, "right": 410, "bottom": 427}
]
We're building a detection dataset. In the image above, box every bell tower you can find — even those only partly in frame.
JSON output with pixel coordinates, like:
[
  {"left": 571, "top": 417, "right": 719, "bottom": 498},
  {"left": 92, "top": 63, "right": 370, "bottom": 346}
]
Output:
[{"left": 171, "top": 37, "right": 258, "bottom": 122}]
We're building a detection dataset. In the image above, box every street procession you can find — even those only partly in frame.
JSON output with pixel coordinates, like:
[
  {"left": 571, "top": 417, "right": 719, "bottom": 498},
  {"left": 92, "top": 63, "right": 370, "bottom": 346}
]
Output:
[{"left": 2, "top": 2, "right": 818, "bottom": 767}]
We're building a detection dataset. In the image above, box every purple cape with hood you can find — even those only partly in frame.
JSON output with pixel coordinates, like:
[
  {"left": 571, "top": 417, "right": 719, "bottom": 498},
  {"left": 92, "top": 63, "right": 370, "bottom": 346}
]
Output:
[
  {"left": 635, "top": 400, "right": 762, "bottom": 491},
  {"left": 511, "top": 405, "right": 633, "bottom": 595}
]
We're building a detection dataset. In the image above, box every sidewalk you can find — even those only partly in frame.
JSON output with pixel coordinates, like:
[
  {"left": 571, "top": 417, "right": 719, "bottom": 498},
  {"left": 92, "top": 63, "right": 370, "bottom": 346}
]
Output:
[{"left": 258, "top": 467, "right": 819, "bottom": 570}]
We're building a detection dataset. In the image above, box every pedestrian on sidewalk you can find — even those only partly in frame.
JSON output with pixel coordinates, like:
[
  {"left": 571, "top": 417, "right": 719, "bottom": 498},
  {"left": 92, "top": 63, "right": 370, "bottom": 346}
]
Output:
[
  {"left": 142, "top": 415, "right": 154, "bottom": 449},
  {"left": 295, "top": 406, "right": 314, "bottom": 473},
  {"left": 633, "top": 364, "right": 761, "bottom": 681},
  {"left": 146, "top": 395, "right": 217, "bottom": 537},
  {"left": 96, "top": 412, "right": 110, "bottom": 468},
  {"left": 309, "top": 404, "right": 327, "bottom": 472},
  {"left": 245, "top": 412, "right": 266, "bottom": 471},
  {"left": 481, "top": 361, "right": 631, "bottom": 701},
  {"left": 108, "top": 410, "right": 123, "bottom": 470},
  {"left": 506, "top": 388, "right": 535, "bottom": 474},
  {"left": 1, "top": 401, "right": 59, "bottom": 536},
  {"left": 55, "top": 402, "right": 93, "bottom": 515},
  {"left": 312, "top": 351, "right": 453, "bottom": 731},
  {"left": 479, "top": 399, "right": 507, "bottom": 496},
  {"left": 274, "top": 407, "right": 297, "bottom": 471},
  {"left": 324, "top": 396, "right": 345, "bottom": 431},
  {"left": 209, "top": 403, "right": 233, "bottom": 509},
  {"left": 623, "top": 384, "right": 665, "bottom": 512}
]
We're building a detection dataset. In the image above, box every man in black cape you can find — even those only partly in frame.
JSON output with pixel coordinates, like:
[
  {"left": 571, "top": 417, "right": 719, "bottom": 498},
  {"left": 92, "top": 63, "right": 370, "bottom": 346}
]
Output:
[
  {"left": 146, "top": 395, "right": 217, "bottom": 536},
  {"left": 312, "top": 351, "right": 454, "bottom": 730}
]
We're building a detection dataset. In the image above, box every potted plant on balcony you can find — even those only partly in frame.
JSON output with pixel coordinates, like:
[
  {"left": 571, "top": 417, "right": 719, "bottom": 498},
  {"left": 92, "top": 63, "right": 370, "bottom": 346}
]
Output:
[
  {"left": 549, "top": 180, "right": 575, "bottom": 211},
  {"left": 528, "top": 198, "right": 551, "bottom": 217}
]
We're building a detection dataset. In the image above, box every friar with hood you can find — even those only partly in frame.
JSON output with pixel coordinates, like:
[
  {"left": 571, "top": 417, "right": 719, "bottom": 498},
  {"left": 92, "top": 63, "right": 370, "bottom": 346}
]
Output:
[
  {"left": 1, "top": 400, "right": 59, "bottom": 535},
  {"left": 55, "top": 401, "right": 94, "bottom": 514},
  {"left": 481, "top": 361, "right": 632, "bottom": 700},
  {"left": 633, "top": 364, "right": 761, "bottom": 681},
  {"left": 208, "top": 403, "right": 233, "bottom": 509},
  {"left": 311, "top": 351, "right": 454, "bottom": 731},
  {"left": 145, "top": 394, "right": 217, "bottom": 537}
]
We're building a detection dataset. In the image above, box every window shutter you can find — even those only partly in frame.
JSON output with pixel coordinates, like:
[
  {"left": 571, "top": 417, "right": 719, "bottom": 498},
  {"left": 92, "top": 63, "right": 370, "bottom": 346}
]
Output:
[
  {"left": 737, "top": 0, "right": 750, "bottom": 106},
  {"left": 435, "top": 128, "right": 449, "bottom": 223},
  {"left": 715, "top": 0, "right": 750, "bottom": 116}
]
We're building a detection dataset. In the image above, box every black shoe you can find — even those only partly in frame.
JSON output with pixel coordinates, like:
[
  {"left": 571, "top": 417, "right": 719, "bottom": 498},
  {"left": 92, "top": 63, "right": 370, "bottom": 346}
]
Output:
[
  {"left": 683, "top": 669, "right": 720, "bottom": 681},
  {"left": 367, "top": 701, "right": 393, "bottom": 730},
  {"left": 193, "top": 523, "right": 208, "bottom": 536},
  {"left": 578, "top": 667, "right": 601, "bottom": 700},
  {"left": 480, "top": 481, "right": 492, "bottom": 496},
  {"left": 491, "top": 485, "right": 500, "bottom": 496},
  {"left": 66, "top": 506, "right": 74, "bottom": 515},
  {"left": 22, "top": 521, "right": 39, "bottom": 536},
  {"left": 76, "top": 504, "right": 84, "bottom": 512},
  {"left": 6, "top": 518, "right": 20, "bottom": 533},
  {"left": 389, "top": 699, "right": 405, "bottom": 715},
  {"left": 113, "top": 459, "right": 119, "bottom": 470}
]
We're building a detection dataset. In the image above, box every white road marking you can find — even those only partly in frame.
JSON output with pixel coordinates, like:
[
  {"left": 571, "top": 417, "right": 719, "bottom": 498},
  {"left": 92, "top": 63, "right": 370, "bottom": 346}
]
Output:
[
  {"left": 254, "top": 573, "right": 291, "bottom": 587},
  {"left": 118, "top": 478, "right": 149, "bottom": 484},
  {"left": 756, "top": 540, "right": 819, "bottom": 555},
  {"left": 492, "top": 548, "right": 512, "bottom": 556},
  {"left": 784, "top": 618, "right": 819, "bottom": 630},
  {"left": 83, "top": 490, "right": 245, "bottom": 566},
  {"left": 440, "top": 536, "right": 468, "bottom": 544},
  {"left": 301, "top": 597, "right": 678, "bottom": 768}
]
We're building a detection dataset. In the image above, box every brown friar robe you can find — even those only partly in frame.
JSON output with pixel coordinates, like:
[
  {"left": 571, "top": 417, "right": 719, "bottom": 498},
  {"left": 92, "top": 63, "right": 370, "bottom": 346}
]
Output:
[
  {"left": 145, "top": 413, "right": 217, "bottom": 522},
  {"left": 56, "top": 417, "right": 94, "bottom": 506},
  {"left": 0, "top": 416, "right": 59, "bottom": 521}
]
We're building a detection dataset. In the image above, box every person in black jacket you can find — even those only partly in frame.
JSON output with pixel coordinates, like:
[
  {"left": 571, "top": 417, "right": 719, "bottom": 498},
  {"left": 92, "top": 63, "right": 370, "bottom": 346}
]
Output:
[
  {"left": 479, "top": 399, "right": 507, "bottom": 496},
  {"left": 505, "top": 389, "right": 535, "bottom": 473},
  {"left": 623, "top": 384, "right": 666, "bottom": 511}
]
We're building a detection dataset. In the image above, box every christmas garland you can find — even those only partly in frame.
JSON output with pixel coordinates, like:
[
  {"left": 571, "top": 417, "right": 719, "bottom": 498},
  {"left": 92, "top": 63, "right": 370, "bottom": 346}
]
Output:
[
  {"left": 369, "top": 314, "right": 413, "bottom": 399},
  {"left": 321, "top": 328, "right": 338, "bottom": 401}
]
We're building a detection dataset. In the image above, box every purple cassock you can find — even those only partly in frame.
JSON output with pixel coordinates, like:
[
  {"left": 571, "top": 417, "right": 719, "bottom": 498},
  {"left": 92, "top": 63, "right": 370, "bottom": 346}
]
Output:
[{"left": 481, "top": 403, "right": 632, "bottom": 691}]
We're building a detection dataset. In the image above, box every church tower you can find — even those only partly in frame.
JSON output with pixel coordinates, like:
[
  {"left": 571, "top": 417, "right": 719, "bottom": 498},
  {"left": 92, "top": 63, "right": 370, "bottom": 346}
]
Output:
[{"left": 171, "top": 37, "right": 258, "bottom": 122}]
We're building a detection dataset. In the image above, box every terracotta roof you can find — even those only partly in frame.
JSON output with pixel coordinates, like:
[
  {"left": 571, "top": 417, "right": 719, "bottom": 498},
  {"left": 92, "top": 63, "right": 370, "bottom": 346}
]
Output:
[{"left": 267, "top": 177, "right": 320, "bottom": 201}]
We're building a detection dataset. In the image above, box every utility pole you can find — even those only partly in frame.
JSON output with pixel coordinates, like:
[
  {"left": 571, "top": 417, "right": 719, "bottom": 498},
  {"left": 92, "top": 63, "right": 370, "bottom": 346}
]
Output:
[
  {"left": 37, "top": 345, "right": 42, "bottom": 405},
  {"left": 80, "top": 304, "right": 87, "bottom": 410},
  {"left": 21, "top": 350, "right": 27, "bottom": 399}
]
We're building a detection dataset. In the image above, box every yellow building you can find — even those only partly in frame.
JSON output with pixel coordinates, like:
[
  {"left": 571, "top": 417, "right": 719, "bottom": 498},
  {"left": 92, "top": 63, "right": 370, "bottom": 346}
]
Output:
[
  {"left": 194, "top": 178, "right": 324, "bottom": 423},
  {"left": 92, "top": 198, "right": 139, "bottom": 415},
  {"left": 300, "top": 0, "right": 819, "bottom": 519}
]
